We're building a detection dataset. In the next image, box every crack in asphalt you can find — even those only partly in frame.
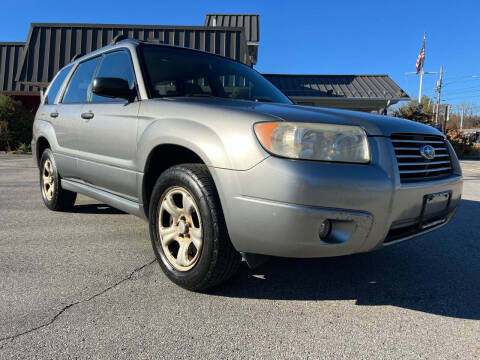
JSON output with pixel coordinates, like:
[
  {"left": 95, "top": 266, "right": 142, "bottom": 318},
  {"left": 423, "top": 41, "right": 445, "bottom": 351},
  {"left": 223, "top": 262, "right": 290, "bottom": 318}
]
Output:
[{"left": 0, "top": 259, "right": 156, "bottom": 344}]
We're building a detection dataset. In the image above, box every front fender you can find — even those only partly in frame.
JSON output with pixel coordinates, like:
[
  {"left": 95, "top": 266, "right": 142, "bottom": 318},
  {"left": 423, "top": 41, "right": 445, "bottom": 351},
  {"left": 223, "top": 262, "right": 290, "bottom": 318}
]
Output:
[{"left": 136, "top": 116, "right": 268, "bottom": 171}]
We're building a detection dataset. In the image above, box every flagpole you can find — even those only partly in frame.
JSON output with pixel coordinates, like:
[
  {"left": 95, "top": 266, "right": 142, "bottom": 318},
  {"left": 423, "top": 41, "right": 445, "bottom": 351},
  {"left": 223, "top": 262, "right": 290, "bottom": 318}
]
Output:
[
  {"left": 418, "top": 32, "right": 426, "bottom": 102},
  {"left": 418, "top": 66, "right": 424, "bottom": 101}
]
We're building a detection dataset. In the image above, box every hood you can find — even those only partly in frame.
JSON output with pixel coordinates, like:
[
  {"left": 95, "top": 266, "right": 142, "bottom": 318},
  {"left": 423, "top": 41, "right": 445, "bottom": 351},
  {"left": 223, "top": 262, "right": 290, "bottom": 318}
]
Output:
[{"left": 154, "top": 97, "right": 443, "bottom": 137}]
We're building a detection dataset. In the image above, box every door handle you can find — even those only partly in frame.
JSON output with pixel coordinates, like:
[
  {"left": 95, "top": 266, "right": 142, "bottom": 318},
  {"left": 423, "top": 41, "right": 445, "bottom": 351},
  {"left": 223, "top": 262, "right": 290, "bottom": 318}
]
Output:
[
  {"left": 50, "top": 112, "right": 59, "bottom": 118},
  {"left": 81, "top": 112, "right": 94, "bottom": 120}
]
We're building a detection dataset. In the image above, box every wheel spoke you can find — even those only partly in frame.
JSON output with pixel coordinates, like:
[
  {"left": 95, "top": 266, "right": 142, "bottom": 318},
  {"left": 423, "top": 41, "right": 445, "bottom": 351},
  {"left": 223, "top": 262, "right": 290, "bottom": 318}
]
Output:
[
  {"left": 190, "top": 228, "right": 202, "bottom": 250},
  {"left": 46, "top": 161, "right": 52, "bottom": 175},
  {"left": 183, "top": 194, "right": 195, "bottom": 215},
  {"left": 159, "top": 226, "right": 177, "bottom": 245},
  {"left": 48, "top": 187, "right": 54, "bottom": 199},
  {"left": 163, "top": 194, "right": 181, "bottom": 220},
  {"left": 176, "top": 239, "right": 190, "bottom": 267}
]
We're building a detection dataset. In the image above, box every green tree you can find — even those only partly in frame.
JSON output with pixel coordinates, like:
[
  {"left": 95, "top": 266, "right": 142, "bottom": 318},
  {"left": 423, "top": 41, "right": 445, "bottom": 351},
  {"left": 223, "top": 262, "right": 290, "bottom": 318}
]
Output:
[
  {"left": 0, "top": 95, "right": 34, "bottom": 151},
  {"left": 392, "top": 96, "right": 435, "bottom": 126}
]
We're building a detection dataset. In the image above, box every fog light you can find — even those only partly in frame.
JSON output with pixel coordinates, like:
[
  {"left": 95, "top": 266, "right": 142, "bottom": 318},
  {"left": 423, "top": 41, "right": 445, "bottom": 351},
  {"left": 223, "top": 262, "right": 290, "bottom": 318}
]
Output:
[{"left": 319, "top": 219, "right": 331, "bottom": 240}]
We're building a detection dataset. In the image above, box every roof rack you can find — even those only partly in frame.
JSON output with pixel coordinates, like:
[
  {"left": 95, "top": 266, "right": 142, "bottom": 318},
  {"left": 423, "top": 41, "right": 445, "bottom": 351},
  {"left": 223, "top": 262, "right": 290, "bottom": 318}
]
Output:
[
  {"left": 111, "top": 34, "right": 127, "bottom": 45},
  {"left": 71, "top": 53, "right": 83, "bottom": 61}
]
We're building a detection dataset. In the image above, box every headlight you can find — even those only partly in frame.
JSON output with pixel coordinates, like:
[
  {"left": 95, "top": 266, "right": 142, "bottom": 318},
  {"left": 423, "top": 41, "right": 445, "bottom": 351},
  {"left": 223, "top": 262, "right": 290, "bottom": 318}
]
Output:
[{"left": 254, "top": 122, "right": 370, "bottom": 163}]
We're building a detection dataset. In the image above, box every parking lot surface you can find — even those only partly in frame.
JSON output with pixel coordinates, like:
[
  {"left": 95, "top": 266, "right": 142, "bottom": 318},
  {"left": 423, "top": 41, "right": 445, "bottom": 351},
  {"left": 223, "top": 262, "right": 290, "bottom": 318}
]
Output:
[{"left": 0, "top": 155, "right": 479, "bottom": 359}]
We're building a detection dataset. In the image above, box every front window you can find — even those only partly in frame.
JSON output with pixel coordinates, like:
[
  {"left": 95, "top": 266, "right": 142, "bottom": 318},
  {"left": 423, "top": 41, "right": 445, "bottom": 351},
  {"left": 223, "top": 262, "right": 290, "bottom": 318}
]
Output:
[
  {"left": 91, "top": 51, "right": 136, "bottom": 103},
  {"left": 139, "top": 45, "right": 291, "bottom": 104}
]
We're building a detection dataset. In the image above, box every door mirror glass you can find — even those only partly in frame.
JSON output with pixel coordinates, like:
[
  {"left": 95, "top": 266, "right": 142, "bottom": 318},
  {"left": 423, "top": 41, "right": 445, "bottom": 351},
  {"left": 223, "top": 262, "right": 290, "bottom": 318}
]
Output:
[{"left": 91, "top": 77, "right": 135, "bottom": 101}]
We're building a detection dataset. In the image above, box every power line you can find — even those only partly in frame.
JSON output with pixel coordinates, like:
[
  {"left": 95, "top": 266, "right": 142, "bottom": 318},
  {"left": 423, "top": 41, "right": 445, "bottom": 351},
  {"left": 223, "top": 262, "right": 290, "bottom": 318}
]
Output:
[
  {"left": 442, "top": 93, "right": 480, "bottom": 101},
  {"left": 443, "top": 86, "right": 480, "bottom": 95},
  {"left": 443, "top": 75, "right": 480, "bottom": 84}
]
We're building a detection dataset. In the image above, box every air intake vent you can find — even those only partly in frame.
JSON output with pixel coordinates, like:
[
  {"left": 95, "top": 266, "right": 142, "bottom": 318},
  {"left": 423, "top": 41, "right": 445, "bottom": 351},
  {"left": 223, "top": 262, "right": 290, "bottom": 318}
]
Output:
[{"left": 391, "top": 133, "right": 452, "bottom": 183}]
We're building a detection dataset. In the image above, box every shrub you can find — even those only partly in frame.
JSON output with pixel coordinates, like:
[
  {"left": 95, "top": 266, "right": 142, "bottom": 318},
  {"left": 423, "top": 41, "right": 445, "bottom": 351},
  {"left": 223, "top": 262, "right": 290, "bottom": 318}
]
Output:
[
  {"left": 392, "top": 96, "right": 435, "bottom": 127},
  {"left": 15, "top": 143, "right": 32, "bottom": 154},
  {"left": 0, "top": 95, "right": 34, "bottom": 151},
  {"left": 446, "top": 129, "right": 473, "bottom": 158}
]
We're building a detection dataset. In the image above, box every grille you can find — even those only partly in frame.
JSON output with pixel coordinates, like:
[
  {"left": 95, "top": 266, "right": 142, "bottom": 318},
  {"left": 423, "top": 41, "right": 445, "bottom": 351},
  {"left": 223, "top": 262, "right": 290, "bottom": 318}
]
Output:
[
  {"left": 391, "top": 133, "right": 452, "bottom": 182},
  {"left": 384, "top": 215, "right": 448, "bottom": 244}
]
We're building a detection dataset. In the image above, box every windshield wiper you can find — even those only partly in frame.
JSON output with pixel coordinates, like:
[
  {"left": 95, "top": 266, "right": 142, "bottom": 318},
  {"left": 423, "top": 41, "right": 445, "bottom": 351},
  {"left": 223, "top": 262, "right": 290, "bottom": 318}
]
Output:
[
  {"left": 184, "top": 93, "right": 218, "bottom": 98},
  {"left": 252, "top": 97, "right": 274, "bottom": 103}
]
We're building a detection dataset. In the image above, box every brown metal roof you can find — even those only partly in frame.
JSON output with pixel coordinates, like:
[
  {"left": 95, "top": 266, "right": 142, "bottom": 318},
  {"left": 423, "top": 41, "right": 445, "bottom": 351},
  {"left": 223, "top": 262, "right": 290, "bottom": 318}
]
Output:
[
  {"left": 0, "top": 42, "right": 25, "bottom": 92},
  {"left": 14, "top": 23, "right": 250, "bottom": 92},
  {"left": 205, "top": 14, "right": 259, "bottom": 43},
  {"left": 263, "top": 74, "right": 410, "bottom": 100}
]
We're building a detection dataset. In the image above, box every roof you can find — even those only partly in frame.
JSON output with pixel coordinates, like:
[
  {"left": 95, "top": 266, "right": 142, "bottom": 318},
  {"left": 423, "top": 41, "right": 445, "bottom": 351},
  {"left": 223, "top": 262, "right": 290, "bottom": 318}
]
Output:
[
  {"left": 205, "top": 14, "right": 259, "bottom": 43},
  {"left": 0, "top": 42, "right": 25, "bottom": 92},
  {"left": 263, "top": 74, "right": 410, "bottom": 100},
  {"left": 14, "top": 23, "right": 250, "bottom": 92}
]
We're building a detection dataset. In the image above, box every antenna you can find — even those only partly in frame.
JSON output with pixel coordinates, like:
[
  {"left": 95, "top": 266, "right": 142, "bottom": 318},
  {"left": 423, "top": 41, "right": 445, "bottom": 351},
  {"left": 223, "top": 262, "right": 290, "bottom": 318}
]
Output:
[
  {"left": 71, "top": 53, "right": 84, "bottom": 61},
  {"left": 111, "top": 34, "right": 127, "bottom": 45}
]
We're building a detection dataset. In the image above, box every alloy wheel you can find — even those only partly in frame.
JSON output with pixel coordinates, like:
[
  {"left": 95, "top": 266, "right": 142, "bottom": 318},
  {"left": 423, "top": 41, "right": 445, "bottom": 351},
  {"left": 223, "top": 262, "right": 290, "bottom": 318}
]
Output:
[
  {"left": 157, "top": 187, "right": 203, "bottom": 271},
  {"left": 42, "top": 159, "right": 55, "bottom": 201}
]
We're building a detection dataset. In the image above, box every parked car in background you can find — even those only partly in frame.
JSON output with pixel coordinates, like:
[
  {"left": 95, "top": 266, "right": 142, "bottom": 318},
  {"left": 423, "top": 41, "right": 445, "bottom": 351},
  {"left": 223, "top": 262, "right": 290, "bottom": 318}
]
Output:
[{"left": 32, "top": 39, "right": 463, "bottom": 290}]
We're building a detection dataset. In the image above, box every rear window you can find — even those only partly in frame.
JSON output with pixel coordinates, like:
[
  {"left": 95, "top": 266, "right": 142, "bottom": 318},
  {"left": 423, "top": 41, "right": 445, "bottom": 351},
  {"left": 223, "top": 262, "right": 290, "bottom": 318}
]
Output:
[
  {"left": 44, "top": 65, "right": 72, "bottom": 104},
  {"left": 62, "top": 57, "right": 100, "bottom": 104}
]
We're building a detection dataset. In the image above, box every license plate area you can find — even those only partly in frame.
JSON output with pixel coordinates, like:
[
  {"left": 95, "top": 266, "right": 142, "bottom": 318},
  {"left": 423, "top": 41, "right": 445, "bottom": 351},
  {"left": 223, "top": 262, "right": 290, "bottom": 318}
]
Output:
[{"left": 419, "top": 190, "right": 451, "bottom": 229}]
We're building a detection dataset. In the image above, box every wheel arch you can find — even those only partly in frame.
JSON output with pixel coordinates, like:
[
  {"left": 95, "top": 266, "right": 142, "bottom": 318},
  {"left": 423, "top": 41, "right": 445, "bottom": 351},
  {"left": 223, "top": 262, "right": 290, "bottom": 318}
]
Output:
[
  {"left": 33, "top": 120, "right": 59, "bottom": 167},
  {"left": 142, "top": 143, "right": 210, "bottom": 218},
  {"left": 36, "top": 136, "right": 51, "bottom": 167}
]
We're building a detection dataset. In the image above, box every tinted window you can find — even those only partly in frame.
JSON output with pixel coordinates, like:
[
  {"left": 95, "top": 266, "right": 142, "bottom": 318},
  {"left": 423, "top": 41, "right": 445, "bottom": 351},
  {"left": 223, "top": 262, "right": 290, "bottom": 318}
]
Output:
[
  {"left": 62, "top": 57, "right": 100, "bottom": 104},
  {"left": 44, "top": 65, "right": 72, "bottom": 104},
  {"left": 91, "top": 51, "right": 135, "bottom": 102},
  {"left": 140, "top": 46, "right": 291, "bottom": 104}
]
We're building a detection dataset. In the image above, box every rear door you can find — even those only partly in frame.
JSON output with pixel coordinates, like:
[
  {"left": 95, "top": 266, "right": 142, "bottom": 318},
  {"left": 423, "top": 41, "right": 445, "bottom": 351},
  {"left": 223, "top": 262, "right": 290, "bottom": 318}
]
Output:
[
  {"left": 75, "top": 50, "right": 140, "bottom": 201},
  {"left": 55, "top": 56, "right": 101, "bottom": 178}
]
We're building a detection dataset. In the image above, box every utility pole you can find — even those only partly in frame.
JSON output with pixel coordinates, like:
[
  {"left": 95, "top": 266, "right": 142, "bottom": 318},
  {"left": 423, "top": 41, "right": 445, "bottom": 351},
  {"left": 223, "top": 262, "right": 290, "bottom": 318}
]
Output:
[
  {"left": 434, "top": 66, "right": 443, "bottom": 127},
  {"left": 442, "top": 104, "right": 450, "bottom": 134},
  {"left": 460, "top": 108, "right": 465, "bottom": 130}
]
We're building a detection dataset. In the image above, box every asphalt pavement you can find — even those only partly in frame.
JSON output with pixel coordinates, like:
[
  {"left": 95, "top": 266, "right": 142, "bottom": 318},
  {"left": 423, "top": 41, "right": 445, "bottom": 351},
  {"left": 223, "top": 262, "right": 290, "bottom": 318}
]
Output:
[{"left": 0, "top": 155, "right": 479, "bottom": 359}]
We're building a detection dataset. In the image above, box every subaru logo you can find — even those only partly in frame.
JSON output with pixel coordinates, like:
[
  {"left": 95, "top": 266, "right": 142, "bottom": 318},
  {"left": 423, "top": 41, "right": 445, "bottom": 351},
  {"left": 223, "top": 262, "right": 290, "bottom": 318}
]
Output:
[{"left": 420, "top": 145, "right": 435, "bottom": 160}]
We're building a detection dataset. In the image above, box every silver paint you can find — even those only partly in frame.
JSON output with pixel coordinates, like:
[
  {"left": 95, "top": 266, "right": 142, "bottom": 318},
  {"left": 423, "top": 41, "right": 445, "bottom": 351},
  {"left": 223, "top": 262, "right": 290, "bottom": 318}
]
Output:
[{"left": 32, "top": 40, "right": 463, "bottom": 258}]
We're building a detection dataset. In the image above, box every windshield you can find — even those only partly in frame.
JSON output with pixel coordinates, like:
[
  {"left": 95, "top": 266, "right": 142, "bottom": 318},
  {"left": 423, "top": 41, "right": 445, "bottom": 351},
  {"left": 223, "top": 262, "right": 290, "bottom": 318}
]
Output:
[{"left": 139, "top": 45, "right": 292, "bottom": 104}]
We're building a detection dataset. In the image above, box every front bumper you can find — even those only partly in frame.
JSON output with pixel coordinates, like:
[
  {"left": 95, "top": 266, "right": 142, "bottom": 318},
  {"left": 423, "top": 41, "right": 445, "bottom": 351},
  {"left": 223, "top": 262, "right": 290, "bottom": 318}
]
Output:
[{"left": 211, "top": 137, "right": 462, "bottom": 258}]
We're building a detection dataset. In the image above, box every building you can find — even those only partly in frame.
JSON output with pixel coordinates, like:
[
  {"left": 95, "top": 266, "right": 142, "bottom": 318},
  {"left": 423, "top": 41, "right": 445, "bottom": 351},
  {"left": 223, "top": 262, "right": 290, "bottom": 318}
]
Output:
[
  {"left": 0, "top": 14, "right": 410, "bottom": 113},
  {"left": 264, "top": 74, "right": 409, "bottom": 113}
]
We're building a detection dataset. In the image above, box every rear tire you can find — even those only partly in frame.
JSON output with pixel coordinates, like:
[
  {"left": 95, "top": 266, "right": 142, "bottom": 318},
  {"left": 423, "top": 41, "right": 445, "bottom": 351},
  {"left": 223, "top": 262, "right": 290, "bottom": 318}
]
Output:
[
  {"left": 149, "top": 164, "right": 241, "bottom": 291},
  {"left": 39, "top": 148, "right": 77, "bottom": 211}
]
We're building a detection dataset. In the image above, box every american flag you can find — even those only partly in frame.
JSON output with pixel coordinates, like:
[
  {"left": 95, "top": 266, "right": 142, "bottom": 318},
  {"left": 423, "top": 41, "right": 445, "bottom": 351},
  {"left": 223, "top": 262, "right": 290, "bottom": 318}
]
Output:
[{"left": 416, "top": 33, "right": 426, "bottom": 74}]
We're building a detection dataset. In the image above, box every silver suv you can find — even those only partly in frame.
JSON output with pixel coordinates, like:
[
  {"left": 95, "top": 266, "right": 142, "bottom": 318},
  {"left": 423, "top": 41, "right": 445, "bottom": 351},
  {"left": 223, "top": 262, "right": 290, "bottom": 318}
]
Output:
[{"left": 32, "top": 39, "right": 463, "bottom": 290}]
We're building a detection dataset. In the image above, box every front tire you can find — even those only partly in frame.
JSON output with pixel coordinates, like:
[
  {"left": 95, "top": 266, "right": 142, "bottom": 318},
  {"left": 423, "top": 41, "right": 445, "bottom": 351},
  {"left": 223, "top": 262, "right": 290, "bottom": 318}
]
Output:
[
  {"left": 39, "top": 148, "right": 77, "bottom": 211},
  {"left": 149, "top": 164, "right": 241, "bottom": 291}
]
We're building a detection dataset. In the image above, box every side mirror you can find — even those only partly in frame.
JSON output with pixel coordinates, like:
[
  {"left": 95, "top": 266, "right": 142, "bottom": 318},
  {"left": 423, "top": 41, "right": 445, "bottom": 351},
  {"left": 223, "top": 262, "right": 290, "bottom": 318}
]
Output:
[{"left": 92, "top": 77, "right": 135, "bottom": 102}]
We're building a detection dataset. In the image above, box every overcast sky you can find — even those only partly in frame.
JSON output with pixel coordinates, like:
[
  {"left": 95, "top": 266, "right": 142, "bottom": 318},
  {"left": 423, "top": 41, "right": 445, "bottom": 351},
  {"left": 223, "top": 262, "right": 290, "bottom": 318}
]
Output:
[{"left": 2, "top": 0, "right": 479, "bottom": 109}]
